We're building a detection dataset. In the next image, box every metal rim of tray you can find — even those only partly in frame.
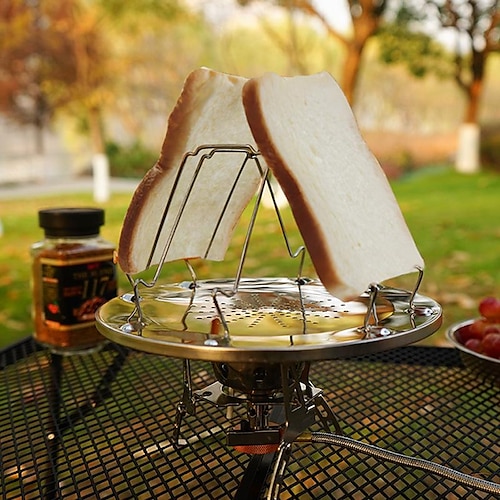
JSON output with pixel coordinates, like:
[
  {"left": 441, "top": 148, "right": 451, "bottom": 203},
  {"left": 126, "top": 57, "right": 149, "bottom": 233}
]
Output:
[{"left": 96, "top": 277, "right": 442, "bottom": 363}]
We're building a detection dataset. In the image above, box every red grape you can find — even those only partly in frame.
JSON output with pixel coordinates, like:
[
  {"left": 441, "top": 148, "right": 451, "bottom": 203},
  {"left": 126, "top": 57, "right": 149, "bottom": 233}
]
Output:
[
  {"left": 484, "top": 323, "right": 500, "bottom": 335},
  {"left": 482, "top": 333, "right": 500, "bottom": 359},
  {"left": 478, "top": 296, "right": 500, "bottom": 321},
  {"left": 455, "top": 296, "right": 500, "bottom": 360},
  {"left": 464, "top": 338, "right": 482, "bottom": 353},
  {"left": 468, "top": 319, "right": 491, "bottom": 339}
]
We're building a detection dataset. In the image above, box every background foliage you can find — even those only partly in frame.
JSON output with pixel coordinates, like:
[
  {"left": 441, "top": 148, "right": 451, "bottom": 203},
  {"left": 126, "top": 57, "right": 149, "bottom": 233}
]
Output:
[{"left": 1, "top": 0, "right": 499, "bottom": 163}]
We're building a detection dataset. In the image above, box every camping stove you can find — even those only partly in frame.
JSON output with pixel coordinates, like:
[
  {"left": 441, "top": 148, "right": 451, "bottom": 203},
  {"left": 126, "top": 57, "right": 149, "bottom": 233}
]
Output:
[{"left": 96, "top": 145, "right": 443, "bottom": 498}]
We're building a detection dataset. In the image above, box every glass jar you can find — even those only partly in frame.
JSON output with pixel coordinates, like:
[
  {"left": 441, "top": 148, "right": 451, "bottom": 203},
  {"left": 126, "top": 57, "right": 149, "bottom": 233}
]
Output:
[{"left": 31, "top": 208, "right": 117, "bottom": 355}]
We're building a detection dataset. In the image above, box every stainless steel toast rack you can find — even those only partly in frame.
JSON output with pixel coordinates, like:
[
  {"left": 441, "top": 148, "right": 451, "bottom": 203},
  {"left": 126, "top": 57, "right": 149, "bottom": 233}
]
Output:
[
  {"left": 96, "top": 144, "right": 482, "bottom": 499},
  {"left": 97, "top": 144, "right": 441, "bottom": 361}
]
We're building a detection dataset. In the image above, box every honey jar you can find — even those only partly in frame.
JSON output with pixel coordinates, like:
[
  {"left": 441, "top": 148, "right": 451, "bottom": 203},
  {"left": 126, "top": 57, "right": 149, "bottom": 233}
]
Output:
[{"left": 31, "top": 208, "right": 117, "bottom": 354}]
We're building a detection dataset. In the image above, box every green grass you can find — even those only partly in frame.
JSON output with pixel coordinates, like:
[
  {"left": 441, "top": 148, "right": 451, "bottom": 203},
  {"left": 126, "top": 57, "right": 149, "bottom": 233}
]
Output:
[{"left": 0, "top": 167, "right": 498, "bottom": 350}]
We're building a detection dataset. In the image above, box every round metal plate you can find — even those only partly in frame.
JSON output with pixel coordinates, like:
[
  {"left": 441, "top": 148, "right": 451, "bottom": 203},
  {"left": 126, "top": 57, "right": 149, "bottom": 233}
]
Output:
[{"left": 96, "top": 278, "right": 442, "bottom": 363}]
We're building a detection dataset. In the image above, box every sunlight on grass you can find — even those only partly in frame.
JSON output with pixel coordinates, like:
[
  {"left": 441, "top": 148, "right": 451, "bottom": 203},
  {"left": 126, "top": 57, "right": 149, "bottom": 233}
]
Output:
[{"left": 0, "top": 167, "right": 498, "bottom": 349}]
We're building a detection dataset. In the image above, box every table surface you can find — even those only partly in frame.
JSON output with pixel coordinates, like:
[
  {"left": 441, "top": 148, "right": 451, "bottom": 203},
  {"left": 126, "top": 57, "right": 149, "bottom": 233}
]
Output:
[{"left": 1, "top": 337, "right": 499, "bottom": 499}]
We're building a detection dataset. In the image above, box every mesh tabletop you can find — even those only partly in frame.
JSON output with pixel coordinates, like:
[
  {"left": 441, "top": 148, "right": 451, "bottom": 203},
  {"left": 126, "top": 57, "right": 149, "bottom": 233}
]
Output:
[{"left": 1, "top": 338, "right": 499, "bottom": 499}]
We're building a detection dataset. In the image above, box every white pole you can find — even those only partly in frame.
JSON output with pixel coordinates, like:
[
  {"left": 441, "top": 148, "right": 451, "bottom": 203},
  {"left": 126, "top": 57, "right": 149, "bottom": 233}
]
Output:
[
  {"left": 92, "top": 153, "right": 110, "bottom": 203},
  {"left": 456, "top": 123, "right": 480, "bottom": 174}
]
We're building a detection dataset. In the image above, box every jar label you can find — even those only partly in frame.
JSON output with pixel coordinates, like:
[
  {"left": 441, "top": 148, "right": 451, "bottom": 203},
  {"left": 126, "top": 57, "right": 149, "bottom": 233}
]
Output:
[{"left": 41, "top": 255, "right": 117, "bottom": 326}]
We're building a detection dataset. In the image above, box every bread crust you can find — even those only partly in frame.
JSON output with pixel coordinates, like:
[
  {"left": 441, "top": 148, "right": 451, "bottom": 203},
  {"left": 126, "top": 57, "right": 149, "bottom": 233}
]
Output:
[{"left": 118, "top": 68, "right": 262, "bottom": 274}]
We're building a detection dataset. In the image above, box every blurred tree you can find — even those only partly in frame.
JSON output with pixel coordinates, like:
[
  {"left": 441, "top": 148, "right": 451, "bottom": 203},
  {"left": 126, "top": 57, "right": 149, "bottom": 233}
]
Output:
[
  {"left": 237, "top": 0, "right": 390, "bottom": 103},
  {"left": 219, "top": 18, "right": 343, "bottom": 79},
  {"left": 432, "top": 0, "right": 499, "bottom": 125},
  {"left": 377, "top": 3, "right": 453, "bottom": 78},
  {"left": 0, "top": 0, "right": 100, "bottom": 153},
  {"left": 444, "top": 0, "right": 500, "bottom": 172},
  {"left": 101, "top": 6, "right": 213, "bottom": 147},
  {"left": 0, "top": 0, "right": 186, "bottom": 158},
  {"left": 370, "top": 0, "right": 499, "bottom": 171},
  {"left": 421, "top": 0, "right": 499, "bottom": 171}
]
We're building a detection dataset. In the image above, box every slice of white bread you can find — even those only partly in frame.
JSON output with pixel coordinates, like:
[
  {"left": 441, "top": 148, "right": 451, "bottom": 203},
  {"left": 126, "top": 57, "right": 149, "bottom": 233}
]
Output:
[
  {"left": 118, "top": 68, "right": 263, "bottom": 274},
  {"left": 242, "top": 72, "right": 424, "bottom": 299}
]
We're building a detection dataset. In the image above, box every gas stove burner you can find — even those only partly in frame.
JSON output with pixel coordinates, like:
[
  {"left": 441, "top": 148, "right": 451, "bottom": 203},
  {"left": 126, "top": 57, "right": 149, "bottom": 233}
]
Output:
[
  {"left": 212, "top": 359, "right": 306, "bottom": 395},
  {"left": 173, "top": 355, "right": 342, "bottom": 458},
  {"left": 96, "top": 275, "right": 441, "bottom": 494}
]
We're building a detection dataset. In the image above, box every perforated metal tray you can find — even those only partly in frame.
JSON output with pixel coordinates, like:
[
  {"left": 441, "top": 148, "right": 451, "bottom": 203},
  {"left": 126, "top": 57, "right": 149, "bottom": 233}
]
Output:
[{"left": 96, "top": 278, "right": 442, "bottom": 363}]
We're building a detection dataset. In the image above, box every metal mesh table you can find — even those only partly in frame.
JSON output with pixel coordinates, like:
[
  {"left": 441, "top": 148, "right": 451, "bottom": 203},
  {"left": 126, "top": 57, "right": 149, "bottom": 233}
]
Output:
[{"left": 1, "top": 337, "right": 499, "bottom": 499}]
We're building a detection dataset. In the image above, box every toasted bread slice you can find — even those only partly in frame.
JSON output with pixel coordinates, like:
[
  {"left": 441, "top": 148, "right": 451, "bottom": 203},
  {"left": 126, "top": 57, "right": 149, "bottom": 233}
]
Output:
[
  {"left": 118, "top": 68, "right": 263, "bottom": 274},
  {"left": 243, "top": 72, "right": 424, "bottom": 298}
]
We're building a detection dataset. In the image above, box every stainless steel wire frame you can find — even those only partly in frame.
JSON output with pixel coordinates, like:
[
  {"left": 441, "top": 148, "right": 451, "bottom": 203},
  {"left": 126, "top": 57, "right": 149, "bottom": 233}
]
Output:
[
  {"left": 124, "top": 144, "right": 307, "bottom": 329},
  {"left": 119, "top": 144, "right": 427, "bottom": 345}
]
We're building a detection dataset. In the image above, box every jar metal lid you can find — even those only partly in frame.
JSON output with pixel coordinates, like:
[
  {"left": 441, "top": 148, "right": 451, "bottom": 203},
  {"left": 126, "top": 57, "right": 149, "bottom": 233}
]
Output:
[{"left": 39, "top": 208, "right": 105, "bottom": 237}]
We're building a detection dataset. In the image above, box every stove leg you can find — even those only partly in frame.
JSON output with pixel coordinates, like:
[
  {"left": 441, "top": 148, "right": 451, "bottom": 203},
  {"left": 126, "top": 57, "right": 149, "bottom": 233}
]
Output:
[
  {"left": 264, "top": 365, "right": 344, "bottom": 499},
  {"left": 315, "top": 394, "right": 343, "bottom": 435},
  {"left": 264, "top": 365, "right": 306, "bottom": 499},
  {"left": 172, "top": 401, "right": 187, "bottom": 445}
]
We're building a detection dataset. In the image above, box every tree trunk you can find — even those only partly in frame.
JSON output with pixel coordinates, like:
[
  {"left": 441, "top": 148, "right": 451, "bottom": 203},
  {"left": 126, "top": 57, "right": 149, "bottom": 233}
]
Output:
[
  {"left": 342, "top": 0, "right": 383, "bottom": 104},
  {"left": 88, "top": 106, "right": 110, "bottom": 202},
  {"left": 88, "top": 106, "right": 105, "bottom": 154},
  {"left": 455, "top": 51, "right": 485, "bottom": 173},
  {"left": 341, "top": 45, "right": 363, "bottom": 105},
  {"left": 456, "top": 123, "right": 480, "bottom": 174},
  {"left": 33, "top": 90, "right": 47, "bottom": 155},
  {"left": 282, "top": 1, "right": 386, "bottom": 105},
  {"left": 464, "top": 78, "right": 483, "bottom": 124},
  {"left": 34, "top": 121, "right": 45, "bottom": 156}
]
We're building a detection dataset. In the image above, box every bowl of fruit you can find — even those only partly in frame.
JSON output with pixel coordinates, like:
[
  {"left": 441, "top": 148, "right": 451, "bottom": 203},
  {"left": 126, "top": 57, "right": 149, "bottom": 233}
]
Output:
[{"left": 446, "top": 297, "right": 500, "bottom": 382}]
